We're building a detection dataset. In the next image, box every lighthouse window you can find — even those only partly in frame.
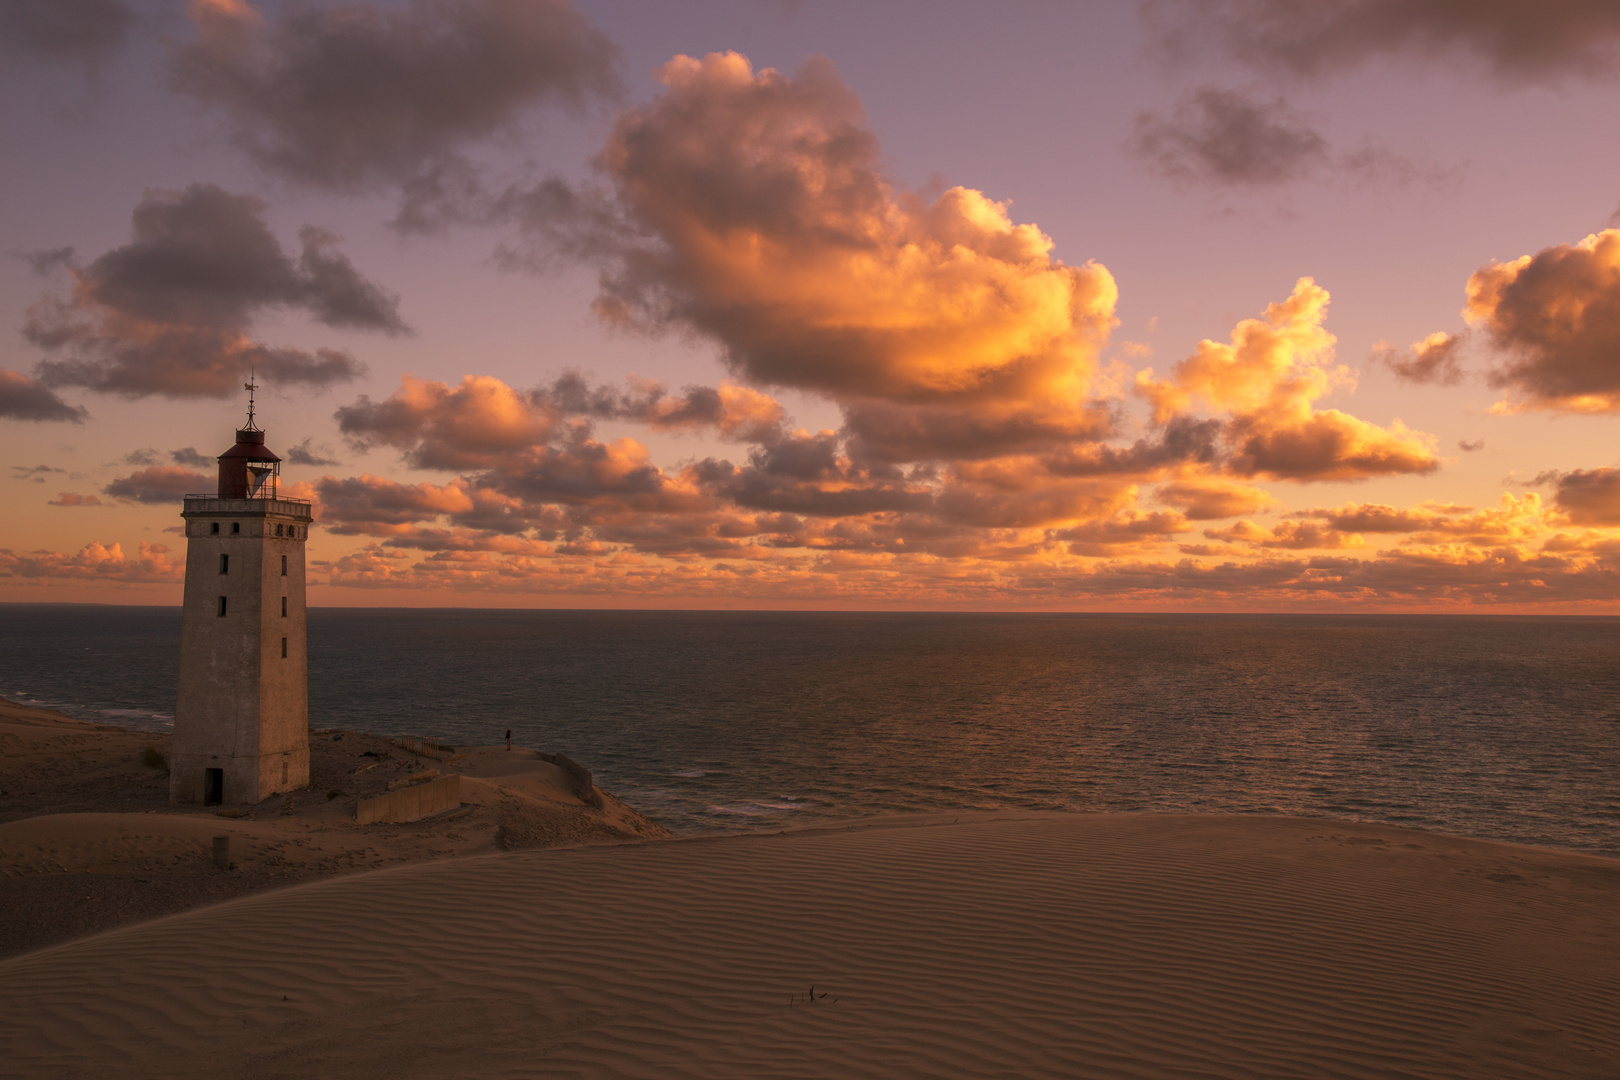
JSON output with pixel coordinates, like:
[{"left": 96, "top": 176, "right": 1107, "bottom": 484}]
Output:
[
  {"left": 281, "top": 636, "right": 288, "bottom": 658},
  {"left": 231, "top": 522, "right": 240, "bottom": 535},
  {"left": 210, "top": 522, "right": 220, "bottom": 535},
  {"left": 276, "top": 524, "right": 283, "bottom": 536},
  {"left": 281, "top": 596, "right": 288, "bottom": 617},
  {"left": 219, "top": 554, "right": 229, "bottom": 574},
  {"left": 218, "top": 596, "right": 227, "bottom": 617},
  {"left": 281, "top": 555, "right": 287, "bottom": 576}
]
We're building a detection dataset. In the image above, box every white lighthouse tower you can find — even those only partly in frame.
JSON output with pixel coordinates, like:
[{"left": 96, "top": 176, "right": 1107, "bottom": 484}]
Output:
[{"left": 170, "top": 381, "right": 313, "bottom": 806}]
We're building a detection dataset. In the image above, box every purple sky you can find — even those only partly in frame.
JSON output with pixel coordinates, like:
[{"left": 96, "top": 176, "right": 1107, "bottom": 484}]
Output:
[{"left": 4, "top": 0, "right": 1620, "bottom": 609}]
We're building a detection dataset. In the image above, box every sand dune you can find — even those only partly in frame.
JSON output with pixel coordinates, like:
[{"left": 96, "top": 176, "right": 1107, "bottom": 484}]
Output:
[{"left": 4, "top": 812, "right": 1616, "bottom": 1079}]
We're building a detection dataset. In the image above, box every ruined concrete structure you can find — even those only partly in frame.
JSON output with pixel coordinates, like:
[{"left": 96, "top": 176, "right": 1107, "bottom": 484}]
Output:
[{"left": 170, "top": 391, "right": 313, "bottom": 806}]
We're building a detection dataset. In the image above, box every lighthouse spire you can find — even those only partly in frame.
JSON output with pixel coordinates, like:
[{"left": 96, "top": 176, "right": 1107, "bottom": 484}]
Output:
[{"left": 243, "top": 369, "right": 261, "bottom": 431}]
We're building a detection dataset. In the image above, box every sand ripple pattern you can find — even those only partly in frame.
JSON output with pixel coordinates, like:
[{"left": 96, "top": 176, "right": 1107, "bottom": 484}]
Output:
[{"left": 4, "top": 814, "right": 1619, "bottom": 1079}]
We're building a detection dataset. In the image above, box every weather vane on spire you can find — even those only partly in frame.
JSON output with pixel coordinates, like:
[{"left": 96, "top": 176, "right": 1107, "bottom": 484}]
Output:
[{"left": 244, "top": 369, "right": 260, "bottom": 431}]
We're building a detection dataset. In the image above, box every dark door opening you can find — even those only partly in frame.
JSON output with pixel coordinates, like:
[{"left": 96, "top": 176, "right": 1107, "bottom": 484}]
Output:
[{"left": 204, "top": 768, "right": 223, "bottom": 806}]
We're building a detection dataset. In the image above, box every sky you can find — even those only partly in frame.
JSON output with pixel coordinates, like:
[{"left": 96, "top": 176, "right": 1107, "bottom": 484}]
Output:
[{"left": 3, "top": 0, "right": 1620, "bottom": 611}]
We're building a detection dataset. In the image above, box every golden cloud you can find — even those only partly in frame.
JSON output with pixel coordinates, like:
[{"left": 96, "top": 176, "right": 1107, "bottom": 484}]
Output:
[{"left": 1138, "top": 278, "right": 1439, "bottom": 481}]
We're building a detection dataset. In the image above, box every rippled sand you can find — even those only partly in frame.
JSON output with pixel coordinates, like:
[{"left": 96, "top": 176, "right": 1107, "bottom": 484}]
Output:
[{"left": 4, "top": 812, "right": 1617, "bottom": 1079}]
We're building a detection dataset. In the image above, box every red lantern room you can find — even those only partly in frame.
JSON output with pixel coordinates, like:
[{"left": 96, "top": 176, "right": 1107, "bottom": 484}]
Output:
[{"left": 216, "top": 376, "right": 281, "bottom": 499}]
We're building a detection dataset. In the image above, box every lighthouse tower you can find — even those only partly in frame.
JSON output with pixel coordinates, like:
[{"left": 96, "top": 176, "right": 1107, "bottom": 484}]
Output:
[{"left": 170, "top": 382, "right": 313, "bottom": 806}]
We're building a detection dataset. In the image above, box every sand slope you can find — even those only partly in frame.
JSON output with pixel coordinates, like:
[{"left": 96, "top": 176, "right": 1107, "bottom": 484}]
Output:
[
  {"left": 1, "top": 699, "right": 668, "bottom": 956},
  {"left": 4, "top": 813, "right": 1616, "bottom": 1079}
]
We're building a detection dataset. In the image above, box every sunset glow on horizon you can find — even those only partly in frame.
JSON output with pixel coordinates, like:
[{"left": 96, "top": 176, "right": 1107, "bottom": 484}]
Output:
[{"left": 5, "top": 1, "right": 1620, "bottom": 611}]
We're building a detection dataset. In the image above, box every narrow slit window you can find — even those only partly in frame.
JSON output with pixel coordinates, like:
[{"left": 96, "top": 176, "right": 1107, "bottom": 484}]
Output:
[
  {"left": 210, "top": 522, "right": 219, "bottom": 535},
  {"left": 275, "top": 524, "right": 283, "bottom": 536},
  {"left": 217, "top": 596, "right": 227, "bottom": 617},
  {"left": 231, "top": 522, "right": 240, "bottom": 534},
  {"left": 281, "top": 555, "right": 287, "bottom": 576},
  {"left": 219, "top": 553, "right": 229, "bottom": 574},
  {"left": 281, "top": 596, "right": 288, "bottom": 617},
  {"left": 281, "top": 636, "right": 288, "bottom": 658}
]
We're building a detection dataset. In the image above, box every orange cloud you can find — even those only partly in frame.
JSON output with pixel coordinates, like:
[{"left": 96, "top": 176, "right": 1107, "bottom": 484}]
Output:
[
  {"left": 1138, "top": 278, "right": 1439, "bottom": 481},
  {"left": 583, "top": 52, "right": 1119, "bottom": 461}
]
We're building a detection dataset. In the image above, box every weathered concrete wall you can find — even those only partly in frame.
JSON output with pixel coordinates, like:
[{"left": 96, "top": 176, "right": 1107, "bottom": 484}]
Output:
[
  {"left": 172, "top": 497, "right": 312, "bottom": 806},
  {"left": 356, "top": 775, "right": 462, "bottom": 825}
]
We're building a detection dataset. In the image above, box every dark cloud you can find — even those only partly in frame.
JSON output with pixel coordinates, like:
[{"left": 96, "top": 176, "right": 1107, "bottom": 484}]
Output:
[
  {"left": 1042, "top": 416, "right": 1223, "bottom": 477},
  {"left": 170, "top": 0, "right": 618, "bottom": 192},
  {"left": 1228, "top": 409, "right": 1440, "bottom": 480},
  {"left": 1466, "top": 229, "right": 1620, "bottom": 412},
  {"left": 18, "top": 247, "right": 76, "bottom": 275},
  {"left": 122, "top": 448, "right": 162, "bottom": 466},
  {"left": 1372, "top": 331, "right": 1467, "bottom": 385},
  {"left": 285, "top": 438, "right": 341, "bottom": 467},
  {"left": 545, "top": 372, "right": 787, "bottom": 443},
  {"left": 0, "top": 368, "right": 87, "bottom": 422},
  {"left": 1142, "top": 0, "right": 1620, "bottom": 85},
  {"left": 11, "top": 464, "right": 63, "bottom": 482},
  {"left": 103, "top": 465, "right": 212, "bottom": 503},
  {"left": 171, "top": 446, "right": 214, "bottom": 468},
  {"left": 24, "top": 183, "right": 399, "bottom": 398},
  {"left": 1549, "top": 468, "right": 1620, "bottom": 525},
  {"left": 1129, "top": 85, "right": 1447, "bottom": 191},
  {"left": 0, "top": 0, "right": 131, "bottom": 71},
  {"left": 1130, "top": 87, "right": 1328, "bottom": 186},
  {"left": 1458, "top": 439, "right": 1484, "bottom": 453}
]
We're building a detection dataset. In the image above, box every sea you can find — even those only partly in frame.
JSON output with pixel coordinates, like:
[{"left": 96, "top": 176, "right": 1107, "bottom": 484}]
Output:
[{"left": 1, "top": 605, "right": 1616, "bottom": 856}]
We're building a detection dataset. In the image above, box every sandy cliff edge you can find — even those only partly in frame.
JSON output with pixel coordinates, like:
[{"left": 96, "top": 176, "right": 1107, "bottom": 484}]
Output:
[{"left": 0, "top": 697, "right": 669, "bottom": 958}]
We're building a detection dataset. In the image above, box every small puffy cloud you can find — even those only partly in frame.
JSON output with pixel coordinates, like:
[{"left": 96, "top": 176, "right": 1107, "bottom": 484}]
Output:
[
  {"left": 1372, "top": 331, "right": 1467, "bottom": 386},
  {"left": 549, "top": 373, "right": 787, "bottom": 443},
  {"left": 336, "top": 374, "right": 562, "bottom": 470},
  {"left": 1548, "top": 468, "right": 1620, "bottom": 526},
  {"left": 1465, "top": 229, "right": 1620, "bottom": 413},
  {"left": 12, "top": 464, "right": 62, "bottom": 482},
  {"left": 171, "top": 446, "right": 214, "bottom": 468},
  {"left": 1154, "top": 476, "right": 1275, "bottom": 520},
  {"left": 314, "top": 473, "right": 477, "bottom": 535},
  {"left": 25, "top": 183, "right": 401, "bottom": 399},
  {"left": 48, "top": 492, "right": 102, "bottom": 506},
  {"left": 1053, "top": 511, "right": 1191, "bottom": 556},
  {"left": 1458, "top": 439, "right": 1484, "bottom": 452},
  {"left": 1130, "top": 87, "right": 1327, "bottom": 186},
  {"left": 170, "top": 0, "right": 618, "bottom": 192},
  {"left": 0, "top": 0, "right": 131, "bottom": 72},
  {"left": 0, "top": 368, "right": 86, "bottom": 422},
  {"left": 285, "top": 438, "right": 341, "bottom": 467},
  {"left": 103, "top": 465, "right": 212, "bottom": 503},
  {"left": 1143, "top": 0, "right": 1620, "bottom": 85},
  {"left": 1138, "top": 278, "right": 1439, "bottom": 481},
  {"left": 1204, "top": 518, "right": 1365, "bottom": 550}
]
